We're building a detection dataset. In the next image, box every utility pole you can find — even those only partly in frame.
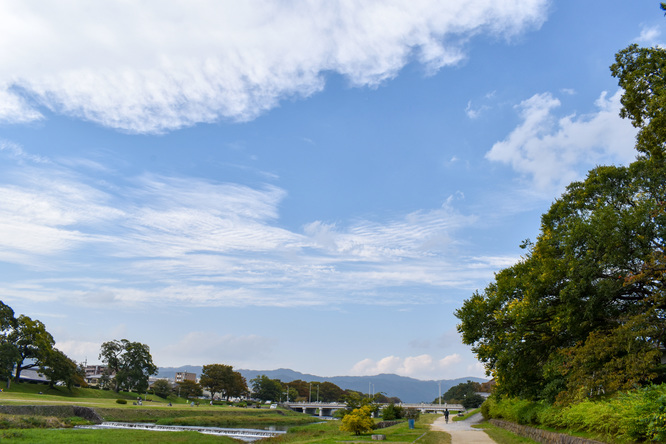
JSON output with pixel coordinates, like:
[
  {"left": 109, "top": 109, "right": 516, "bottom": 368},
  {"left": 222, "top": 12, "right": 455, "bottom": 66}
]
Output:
[
  {"left": 309, "top": 383, "right": 312, "bottom": 403},
  {"left": 438, "top": 381, "right": 441, "bottom": 406}
]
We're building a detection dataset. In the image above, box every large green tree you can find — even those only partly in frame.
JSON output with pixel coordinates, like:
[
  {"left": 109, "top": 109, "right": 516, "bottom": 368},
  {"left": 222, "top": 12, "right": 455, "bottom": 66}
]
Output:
[
  {"left": 199, "top": 364, "right": 248, "bottom": 400},
  {"left": 40, "top": 348, "right": 84, "bottom": 390},
  {"left": 456, "top": 33, "right": 666, "bottom": 403},
  {"left": 99, "top": 339, "right": 158, "bottom": 393},
  {"left": 250, "top": 374, "right": 283, "bottom": 401},
  {"left": 456, "top": 161, "right": 666, "bottom": 402},
  {"left": 11, "top": 315, "right": 56, "bottom": 382},
  {"left": 176, "top": 379, "right": 203, "bottom": 399}
]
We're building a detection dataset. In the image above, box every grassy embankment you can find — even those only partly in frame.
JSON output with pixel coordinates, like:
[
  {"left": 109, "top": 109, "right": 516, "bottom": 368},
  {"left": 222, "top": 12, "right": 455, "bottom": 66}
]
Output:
[
  {"left": 0, "top": 380, "right": 316, "bottom": 442},
  {"left": 0, "top": 382, "right": 454, "bottom": 442}
]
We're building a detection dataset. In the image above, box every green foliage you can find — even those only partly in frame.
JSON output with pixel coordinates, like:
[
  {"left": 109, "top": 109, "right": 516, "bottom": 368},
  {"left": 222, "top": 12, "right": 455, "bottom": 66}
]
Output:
[
  {"left": 381, "top": 403, "right": 403, "bottom": 420},
  {"left": 457, "top": 31, "right": 666, "bottom": 403},
  {"left": 10, "top": 314, "right": 56, "bottom": 382},
  {"left": 151, "top": 379, "right": 171, "bottom": 399},
  {"left": 340, "top": 391, "right": 380, "bottom": 417},
  {"left": 99, "top": 339, "right": 157, "bottom": 393},
  {"left": 339, "top": 405, "right": 374, "bottom": 435},
  {"left": 40, "top": 348, "right": 83, "bottom": 390},
  {"left": 611, "top": 43, "right": 666, "bottom": 161},
  {"left": 115, "top": 399, "right": 127, "bottom": 404},
  {"left": 200, "top": 364, "right": 248, "bottom": 400},
  {"left": 435, "top": 380, "right": 485, "bottom": 408},
  {"left": 250, "top": 374, "right": 283, "bottom": 402},
  {"left": 483, "top": 384, "right": 666, "bottom": 443},
  {"left": 318, "top": 381, "right": 344, "bottom": 402},
  {"left": 456, "top": 160, "right": 666, "bottom": 401},
  {"left": 175, "top": 379, "right": 202, "bottom": 399}
]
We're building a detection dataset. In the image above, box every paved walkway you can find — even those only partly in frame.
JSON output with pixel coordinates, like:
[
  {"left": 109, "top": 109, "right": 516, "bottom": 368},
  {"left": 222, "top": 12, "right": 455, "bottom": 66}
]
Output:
[{"left": 430, "top": 413, "right": 496, "bottom": 443}]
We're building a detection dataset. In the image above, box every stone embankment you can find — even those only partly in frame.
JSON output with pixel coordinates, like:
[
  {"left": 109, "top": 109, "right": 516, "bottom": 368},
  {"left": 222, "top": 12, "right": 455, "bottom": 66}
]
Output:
[
  {"left": 0, "top": 405, "right": 103, "bottom": 423},
  {"left": 490, "top": 419, "right": 606, "bottom": 444}
]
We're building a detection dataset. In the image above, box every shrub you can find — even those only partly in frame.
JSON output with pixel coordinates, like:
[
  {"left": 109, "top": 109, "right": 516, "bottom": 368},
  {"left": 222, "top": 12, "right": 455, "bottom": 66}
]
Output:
[
  {"left": 340, "top": 406, "right": 374, "bottom": 435},
  {"left": 381, "top": 403, "right": 403, "bottom": 420},
  {"left": 115, "top": 399, "right": 127, "bottom": 404}
]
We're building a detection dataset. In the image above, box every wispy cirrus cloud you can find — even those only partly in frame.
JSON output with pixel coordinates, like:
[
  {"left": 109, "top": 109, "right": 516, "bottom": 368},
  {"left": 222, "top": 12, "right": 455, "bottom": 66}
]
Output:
[
  {"left": 486, "top": 90, "right": 637, "bottom": 191},
  {"left": 0, "top": 146, "right": 508, "bottom": 309},
  {"left": 0, "top": 1, "right": 548, "bottom": 133}
]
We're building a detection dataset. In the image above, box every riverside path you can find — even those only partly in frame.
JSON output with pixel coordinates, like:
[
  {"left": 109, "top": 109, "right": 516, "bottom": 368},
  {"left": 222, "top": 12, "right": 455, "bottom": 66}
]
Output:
[{"left": 430, "top": 412, "right": 496, "bottom": 444}]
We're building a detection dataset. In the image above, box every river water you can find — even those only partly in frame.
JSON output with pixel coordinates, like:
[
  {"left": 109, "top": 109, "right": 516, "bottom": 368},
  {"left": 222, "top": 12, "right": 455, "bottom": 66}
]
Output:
[{"left": 76, "top": 422, "right": 288, "bottom": 441}]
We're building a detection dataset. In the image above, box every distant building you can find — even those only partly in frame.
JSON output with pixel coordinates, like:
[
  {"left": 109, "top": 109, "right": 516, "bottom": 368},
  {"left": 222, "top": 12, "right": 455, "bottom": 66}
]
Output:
[
  {"left": 175, "top": 371, "right": 196, "bottom": 383},
  {"left": 84, "top": 364, "right": 111, "bottom": 387},
  {"left": 85, "top": 365, "right": 107, "bottom": 378}
]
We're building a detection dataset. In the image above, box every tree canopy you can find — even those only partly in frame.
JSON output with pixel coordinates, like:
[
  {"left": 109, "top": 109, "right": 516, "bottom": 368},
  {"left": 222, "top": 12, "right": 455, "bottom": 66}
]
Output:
[
  {"left": 434, "top": 381, "right": 485, "bottom": 409},
  {"left": 456, "top": 39, "right": 666, "bottom": 404},
  {"left": 251, "top": 374, "right": 284, "bottom": 402},
  {"left": 99, "top": 339, "right": 158, "bottom": 393},
  {"left": 200, "top": 364, "right": 248, "bottom": 400}
]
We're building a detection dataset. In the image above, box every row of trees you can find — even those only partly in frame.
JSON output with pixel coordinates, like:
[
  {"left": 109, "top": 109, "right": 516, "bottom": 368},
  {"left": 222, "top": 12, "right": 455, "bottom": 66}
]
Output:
[
  {"left": 0, "top": 300, "right": 159, "bottom": 394},
  {"left": 456, "top": 33, "right": 666, "bottom": 403},
  {"left": 150, "top": 364, "right": 249, "bottom": 401},
  {"left": 249, "top": 374, "right": 401, "bottom": 404},
  {"left": 0, "top": 301, "right": 84, "bottom": 389},
  {"left": 432, "top": 380, "right": 486, "bottom": 409}
]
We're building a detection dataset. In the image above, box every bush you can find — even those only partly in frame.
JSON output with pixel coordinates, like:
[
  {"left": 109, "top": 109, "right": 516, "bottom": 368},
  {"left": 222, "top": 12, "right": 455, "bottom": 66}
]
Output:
[
  {"left": 340, "top": 406, "right": 374, "bottom": 435},
  {"left": 483, "top": 384, "right": 666, "bottom": 442},
  {"left": 115, "top": 399, "right": 127, "bottom": 404},
  {"left": 381, "top": 403, "right": 403, "bottom": 420}
]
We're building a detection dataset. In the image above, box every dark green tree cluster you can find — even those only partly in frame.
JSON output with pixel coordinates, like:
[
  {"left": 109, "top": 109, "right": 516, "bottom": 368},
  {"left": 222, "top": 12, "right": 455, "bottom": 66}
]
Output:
[
  {"left": 250, "top": 375, "right": 351, "bottom": 402},
  {"left": 176, "top": 379, "right": 203, "bottom": 399},
  {"left": 456, "top": 38, "right": 666, "bottom": 404},
  {"left": 250, "top": 374, "right": 285, "bottom": 401},
  {"left": 200, "top": 363, "right": 248, "bottom": 400},
  {"left": 433, "top": 381, "right": 485, "bottom": 409},
  {"left": 0, "top": 300, "right": 83, "bottom": 389}
]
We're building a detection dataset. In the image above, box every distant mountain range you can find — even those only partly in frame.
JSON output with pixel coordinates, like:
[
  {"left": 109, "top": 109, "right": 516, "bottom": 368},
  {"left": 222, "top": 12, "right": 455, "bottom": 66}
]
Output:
[{"left": 157, "top": 366, "right": 487, "bottom": 403}]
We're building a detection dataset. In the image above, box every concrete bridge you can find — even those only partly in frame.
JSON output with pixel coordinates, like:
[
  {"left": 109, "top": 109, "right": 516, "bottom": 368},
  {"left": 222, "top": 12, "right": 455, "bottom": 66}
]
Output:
[{"left": 285, "top": 402, "right": 464, "bottom": 417}]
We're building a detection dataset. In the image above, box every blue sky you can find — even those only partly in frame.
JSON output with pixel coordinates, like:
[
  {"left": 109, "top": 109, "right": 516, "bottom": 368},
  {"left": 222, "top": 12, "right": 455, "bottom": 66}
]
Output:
[{"left": 0, "top": 1, "right": 663, "bottom": 382}]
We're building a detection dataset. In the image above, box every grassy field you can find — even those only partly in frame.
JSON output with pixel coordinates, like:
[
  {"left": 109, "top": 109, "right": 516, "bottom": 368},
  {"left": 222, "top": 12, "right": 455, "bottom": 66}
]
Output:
[
  {"left": 0, "top": 382, "right": 454, "bottom": 443},
  {"left": 474, "top": 423, "right": 538, "bottom": 444},
  {"left": 262, "top": 413, "right": 451, "bottom": 444}
]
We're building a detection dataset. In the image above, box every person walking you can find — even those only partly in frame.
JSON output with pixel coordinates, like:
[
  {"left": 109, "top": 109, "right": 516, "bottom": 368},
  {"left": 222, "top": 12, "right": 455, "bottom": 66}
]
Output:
[{"left": 444, "top": 408, "right": 450, "bottom": 423}]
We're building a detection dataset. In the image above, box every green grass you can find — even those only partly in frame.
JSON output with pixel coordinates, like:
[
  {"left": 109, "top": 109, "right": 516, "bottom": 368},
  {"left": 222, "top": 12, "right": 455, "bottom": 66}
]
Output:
[
  {"left": 263, "top": 413, "right": 451, "bottom": 443},
  {"left": 0, "top": 428, "right": 239, "bottom": 443},
  {"left": 475, "top": 423, "right": 538, "bottom": 444},
  {"left": 452, "top": 408, "right": 479, "bottom": 421},
  {"left": 0, "top": 382, "right": 454, "bottom": 442}
]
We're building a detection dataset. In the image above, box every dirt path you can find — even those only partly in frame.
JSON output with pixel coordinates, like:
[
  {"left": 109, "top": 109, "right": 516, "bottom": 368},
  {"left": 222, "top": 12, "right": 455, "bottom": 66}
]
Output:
[{"left": 430, "top": 413, "right": 496, "bottom": 444}]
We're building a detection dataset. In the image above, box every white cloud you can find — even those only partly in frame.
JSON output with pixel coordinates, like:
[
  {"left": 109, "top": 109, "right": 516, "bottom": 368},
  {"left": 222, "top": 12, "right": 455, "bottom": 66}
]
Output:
[
  {"left": 350, "top": 353, "right": 463, "bottom": 379},
  {"left": 637, "top": 25, "right": 662, "bottom": 46},
  {"left": 0, "top": 0, "right": 547, "bottom": 133},
  {"left": 55, "top": 340, "right": 100, "bottom": 364},
  {"left": 486, "top": 90, "right": 638, "bottom": 190},
  {"left": 0, "top": 144, "right": 506, "bottom": 308},
  {"left": 0, "top": 88, "right": 43, "bottom": 123}
]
